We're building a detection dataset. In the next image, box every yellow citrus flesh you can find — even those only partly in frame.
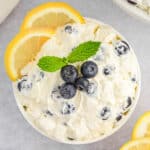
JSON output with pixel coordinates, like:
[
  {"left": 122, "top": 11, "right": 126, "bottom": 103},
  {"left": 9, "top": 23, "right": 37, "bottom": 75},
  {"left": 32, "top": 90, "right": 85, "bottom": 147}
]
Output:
[
  {"left": 120, "top": 138, "right": 150, "bottom": 150},
  {"left": 21, "top": 2, "right": 85, "bottom": 30},
  {"left": 132, "top": 112, "right": 150, "bottom": 140},
  {"left": 5, "top": 28, "right": 54, "bottom": 81}
]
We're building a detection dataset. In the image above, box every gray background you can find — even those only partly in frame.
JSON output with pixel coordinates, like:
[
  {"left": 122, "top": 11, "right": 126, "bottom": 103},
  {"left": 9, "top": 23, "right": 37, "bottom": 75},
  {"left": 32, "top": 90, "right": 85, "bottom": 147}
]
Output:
[{"left": 0, "top": 0, "right": 149, "bottom": 150}]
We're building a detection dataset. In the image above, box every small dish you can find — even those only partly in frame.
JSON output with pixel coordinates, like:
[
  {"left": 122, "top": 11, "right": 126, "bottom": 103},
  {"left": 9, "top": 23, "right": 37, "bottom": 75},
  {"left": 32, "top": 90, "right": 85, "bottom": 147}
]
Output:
[
  {"left": 13, "top": 18, "right": 141, "bottom": 144},
  {"left": 113, "top": 0, "right": 150, "bottom": 23}
]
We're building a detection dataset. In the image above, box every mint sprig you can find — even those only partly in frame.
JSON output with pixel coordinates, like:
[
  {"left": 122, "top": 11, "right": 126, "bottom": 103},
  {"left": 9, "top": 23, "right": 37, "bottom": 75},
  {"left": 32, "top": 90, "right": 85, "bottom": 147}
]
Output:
[
  {"left": 38, "top": 41, "right": 101, "bottom": 72},
  {"left": 67, "top": 41, "right": 100, "bottom": 63},
  {"left": 38, "top": 56, "right": 67, "bottom": 72}
]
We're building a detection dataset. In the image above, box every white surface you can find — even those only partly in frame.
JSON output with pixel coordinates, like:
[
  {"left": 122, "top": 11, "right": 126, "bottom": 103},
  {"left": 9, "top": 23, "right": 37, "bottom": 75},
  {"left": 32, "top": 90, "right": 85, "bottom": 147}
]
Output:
[
  {"left": 0, "top": 0, "right": 149, "bottom": 150},
  {"left": 0, "top": 0, "right": 19, "bottom": 24},
  {"left": 113, "top": 0, "right": 150, "bottom": 23}
]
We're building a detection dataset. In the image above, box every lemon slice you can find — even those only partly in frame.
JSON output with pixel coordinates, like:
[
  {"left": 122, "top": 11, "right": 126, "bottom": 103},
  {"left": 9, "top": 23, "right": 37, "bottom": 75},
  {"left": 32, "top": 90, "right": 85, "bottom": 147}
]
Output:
[
  {"left": 120, "top": 138, "right": 150, "bottom": 150},
  {"left": 5, "top": 28, "right": 53, "bottom": 81},
  {"left": 21, "top": 2, "right": 85, "bottom": 30},
  {"left": 132, "top": 112, "right": 150, "bottom": 139}
]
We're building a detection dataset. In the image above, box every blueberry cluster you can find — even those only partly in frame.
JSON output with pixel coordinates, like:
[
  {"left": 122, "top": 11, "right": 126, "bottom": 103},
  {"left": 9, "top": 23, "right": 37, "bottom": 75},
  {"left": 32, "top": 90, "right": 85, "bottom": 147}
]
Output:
[{"left": 59, "top": 61, "right": 98, "bottom": 99}]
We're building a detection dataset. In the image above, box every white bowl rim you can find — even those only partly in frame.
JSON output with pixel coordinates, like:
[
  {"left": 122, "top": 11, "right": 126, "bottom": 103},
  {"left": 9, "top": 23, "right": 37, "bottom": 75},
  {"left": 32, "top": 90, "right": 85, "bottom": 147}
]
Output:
[
  {"left": 13, "top": 17, "right": 141, "bottom": 145},
  {"left": 113, "top": 0, "right": 150, "bottom": 23}
]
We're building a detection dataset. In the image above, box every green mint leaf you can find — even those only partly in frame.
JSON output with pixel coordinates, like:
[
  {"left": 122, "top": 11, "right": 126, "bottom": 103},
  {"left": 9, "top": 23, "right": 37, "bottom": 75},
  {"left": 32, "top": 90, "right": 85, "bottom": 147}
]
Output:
[
  {"left": 67, "top": 41, "right": 101, "bottom": 63},
  {"left": 38, "top": 56, "right": 67, "bottom": 72}
]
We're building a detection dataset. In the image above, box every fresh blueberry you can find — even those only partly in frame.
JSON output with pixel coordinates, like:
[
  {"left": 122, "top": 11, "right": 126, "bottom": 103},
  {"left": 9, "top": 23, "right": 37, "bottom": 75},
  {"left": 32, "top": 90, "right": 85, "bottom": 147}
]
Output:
[
  {"left": 32, "top": 71, "right": 44, "bottom": 82},
  {"left": 60, "top": 83, "right": 76, "bottom": 99},
  {"left": 103, "top": 67, "right": 111, "bottom": 75},
  {"left": 67, "top": 137, "right": 75, "bottom": 141},
  {"left": 51, "top": 86, "right": 63, "bottom": 100},
  {"left": 61, "top": 65, "right": 78, "bottom": 83},
  {"left": 100, "top": 107, "right": 111, "bottom": 120},
  {"left": 115, "top": 40, "right": 130, "bottom": 56},
  {"left": 127, "top": 0, "right": 137, "bottom": 5},
  {"left": 87, "top": 82, "right": 97, "bottom": 95},
  {"left": 23, "top": 105, "right": 28, "bottom": 111},
  {"left": 122, "top": 97, "right": 132, "bottom": 111},
  {"left": 45, "top": 110, "right": 53, "bottom": 116},
  {"left": 64, "top": 25, "right": 73, "bottom": 34},
  {"left": 103, "top": 66, "right": 115, "bottom": 76},
  {"left": 61, "top": 102, "right": 76, "bottom": 115},
  {"left": 17, "top": 76, "right": 32, "bottom": 92},
  {"left": 116, "top": 114, "right": 122, "bottom": 122},
  {"left": 75, "top": 77, "right": 89, "bottom": 91},
  {"left": 131, "top": 77, "right": 136, "bottom": 82},
  {"left": 63, "top": 122, "right": 68, "bottom": 126},
  {"left": 81, "top": 61, "right": 98, "bottom": 78}
]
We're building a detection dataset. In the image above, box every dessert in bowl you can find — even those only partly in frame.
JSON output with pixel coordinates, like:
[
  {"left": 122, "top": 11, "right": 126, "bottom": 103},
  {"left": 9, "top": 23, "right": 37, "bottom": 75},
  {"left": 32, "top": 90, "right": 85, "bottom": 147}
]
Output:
[
  {"left": 127, "top": 0, "right": 150, "bottom": 15},
  {"left": 113, "top": 0, "right": 150, "bottom": 22},
  {"left": 5, "top": 2, "right": 140, "bottom": 144}
]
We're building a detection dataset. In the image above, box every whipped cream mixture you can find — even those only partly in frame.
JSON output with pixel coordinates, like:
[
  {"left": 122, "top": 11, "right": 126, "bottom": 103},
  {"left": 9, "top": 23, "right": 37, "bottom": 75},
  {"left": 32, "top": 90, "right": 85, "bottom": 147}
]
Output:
[
  {"left": 127, "top": 0, "right": 150, "bottom": 15},
  {"left": 13, "top": 19, "right": 140, "bottom": 142}
]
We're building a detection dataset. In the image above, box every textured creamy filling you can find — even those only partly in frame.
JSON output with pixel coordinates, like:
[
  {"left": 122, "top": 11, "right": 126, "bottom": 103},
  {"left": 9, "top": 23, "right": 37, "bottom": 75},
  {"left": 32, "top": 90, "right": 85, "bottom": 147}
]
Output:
[{"left": 13, "top": 19, "right": 140, "bottom": 142}]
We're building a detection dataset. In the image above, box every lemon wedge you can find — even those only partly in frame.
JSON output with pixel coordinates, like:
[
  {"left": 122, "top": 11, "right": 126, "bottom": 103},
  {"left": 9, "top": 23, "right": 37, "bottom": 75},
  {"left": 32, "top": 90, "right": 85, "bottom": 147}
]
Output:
[
  {"left": 5, "top": 28, "right": 53, "bottom": 81},
  {"left": 120, "top": 138, "right": 150, "bottom": 150},
  {"left": 21, "top": 2, "right": 85, "bottom": 30},
  {"left": 132, "top": 112, "right": 150, "bottom": 139}
]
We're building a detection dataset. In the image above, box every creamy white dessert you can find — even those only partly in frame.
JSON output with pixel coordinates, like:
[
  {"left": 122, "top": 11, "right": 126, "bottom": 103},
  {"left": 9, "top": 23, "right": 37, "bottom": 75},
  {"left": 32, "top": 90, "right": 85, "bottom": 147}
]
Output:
[
  {"left": 127, "top": 0, "right": 150, "bottom": 15},
  {"left": 13, "top": 18, "right": 140, "bottom": 143}
]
